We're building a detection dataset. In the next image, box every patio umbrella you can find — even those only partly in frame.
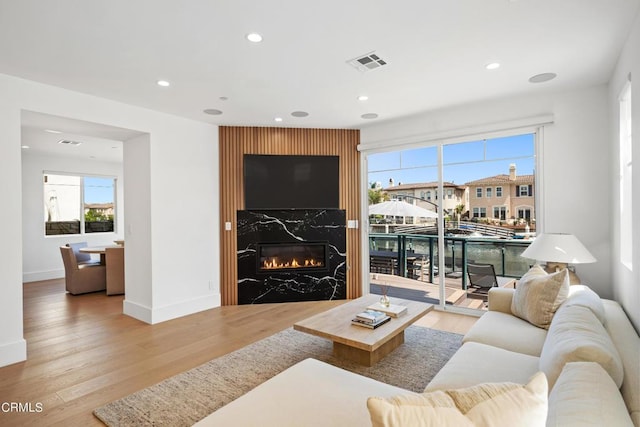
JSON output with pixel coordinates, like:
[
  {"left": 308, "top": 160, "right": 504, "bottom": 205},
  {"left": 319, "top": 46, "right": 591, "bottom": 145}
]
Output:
[{"left": 368, "top": 200, "right": 438, "bottom": 218}]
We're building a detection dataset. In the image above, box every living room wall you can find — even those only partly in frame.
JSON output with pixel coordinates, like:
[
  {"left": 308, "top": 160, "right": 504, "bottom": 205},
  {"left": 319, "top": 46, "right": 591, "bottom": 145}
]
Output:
[{"left": 360, "top": 85, "right": 612, "bottom": 301}]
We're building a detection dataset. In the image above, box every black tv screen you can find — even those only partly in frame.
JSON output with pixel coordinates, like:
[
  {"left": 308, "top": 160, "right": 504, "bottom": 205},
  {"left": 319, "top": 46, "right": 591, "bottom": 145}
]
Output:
[{"left": 244, "top": 154, "right": 339, "bottom": 209}]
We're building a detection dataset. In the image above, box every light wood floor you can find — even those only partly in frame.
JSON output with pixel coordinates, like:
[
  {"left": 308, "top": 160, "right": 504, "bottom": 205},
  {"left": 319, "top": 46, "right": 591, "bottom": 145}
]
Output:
[{"left": 0, "top": 279, "right": 477, "bottom": 426}]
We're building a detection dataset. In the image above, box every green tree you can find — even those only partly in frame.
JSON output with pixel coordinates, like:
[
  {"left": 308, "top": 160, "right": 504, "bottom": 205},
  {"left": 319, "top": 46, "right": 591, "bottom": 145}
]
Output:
[
  {"left": 368, "top": 184, "right": 389, "bottom": 205},
  {"left": 85, "top": 209, "right": 110, "bottom": 222}
]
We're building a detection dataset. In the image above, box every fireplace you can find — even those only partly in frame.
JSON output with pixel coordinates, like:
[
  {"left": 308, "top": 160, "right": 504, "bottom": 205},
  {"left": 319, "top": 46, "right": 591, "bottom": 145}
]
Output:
[
  {"left": 237, "top": 209, "right": 347, "bottom": 304},
  {"left": 257, "top": 242, "right": 328, "bottom": 273}
]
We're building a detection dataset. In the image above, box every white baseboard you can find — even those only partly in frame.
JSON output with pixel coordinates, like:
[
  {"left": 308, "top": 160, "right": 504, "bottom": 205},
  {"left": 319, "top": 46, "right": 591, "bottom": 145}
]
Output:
[
  {"left": 0, "top": 338, "right": 27, "bottom": 368},
  {"left": 23, "top": 269, "right": 64, "bottom": 283},
  {"left": 123, "top": 293, "right": 221, "bottom": 325}
]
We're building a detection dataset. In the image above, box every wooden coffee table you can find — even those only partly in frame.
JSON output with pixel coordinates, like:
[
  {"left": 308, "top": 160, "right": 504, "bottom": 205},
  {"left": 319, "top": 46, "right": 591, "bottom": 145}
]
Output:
[{"left": 294, "top": 294, "right": 433, "bottom": 366}]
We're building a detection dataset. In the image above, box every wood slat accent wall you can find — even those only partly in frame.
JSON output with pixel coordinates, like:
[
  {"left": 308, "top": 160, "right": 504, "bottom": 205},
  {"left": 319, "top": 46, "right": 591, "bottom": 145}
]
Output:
[{"left": 219, "top": 126, "right": 361, "bottom": 305}]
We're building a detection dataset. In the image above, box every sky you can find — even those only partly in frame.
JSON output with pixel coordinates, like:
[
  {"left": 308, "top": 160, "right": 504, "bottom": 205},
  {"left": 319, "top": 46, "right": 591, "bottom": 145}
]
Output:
[
  {"left": 84, "top": 176, "right": 115, "bottom": 204},
  {"left": 368, "top": 133, "right": 535, "bottom": 187}
]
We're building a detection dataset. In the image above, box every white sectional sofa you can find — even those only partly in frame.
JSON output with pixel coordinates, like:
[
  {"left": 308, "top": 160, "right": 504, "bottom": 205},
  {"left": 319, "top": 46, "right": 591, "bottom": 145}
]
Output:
[{"left": 196, "top": 285, "right": 639, "bottom": 427}]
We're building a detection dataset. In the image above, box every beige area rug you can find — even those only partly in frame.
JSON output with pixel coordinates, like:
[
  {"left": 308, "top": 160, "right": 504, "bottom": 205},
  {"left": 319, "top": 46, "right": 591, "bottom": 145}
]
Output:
[{"left": 94, "top": 325, "right": 462, "bottom": 426}]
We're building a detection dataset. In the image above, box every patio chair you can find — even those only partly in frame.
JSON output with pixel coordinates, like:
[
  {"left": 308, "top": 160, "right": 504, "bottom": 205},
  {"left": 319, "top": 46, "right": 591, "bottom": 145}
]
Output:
[{"left": 466, "top": 263, "right": 499, "bottom": 299}]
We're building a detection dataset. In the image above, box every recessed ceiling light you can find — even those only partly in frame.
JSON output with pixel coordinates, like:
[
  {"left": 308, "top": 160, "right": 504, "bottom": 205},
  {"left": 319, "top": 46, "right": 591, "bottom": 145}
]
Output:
[
  {"left": 21, "top": 145, "right": 30, "bottom": 149},
  {"left": 274, "top": 117, "right": 283, "bottom": 122},
  {"left": 246, "top": 33, "right": 263, "bottom": 43},
  {"left": 203, "top": 109, "right": 223, "bottom": 115},
  {"left": 157, "top": 80, "right": 170, "bottom": 87},
  {"left": 485, "top": 62, "right": 501, "bottom": 70},
  {"left": 358, "top": 95, "right": 369, "bottom": 101},
  {"left": 529, "top": 72, "right": 557, "bottom": 83},
  {"left": 361, "top": 113, "right": 379, "bottom": 119},
  {"left": 44, "top": 129, "right": 62, "bottom": 134},
  {"left": 291, "top": 111, "right": 309, "bottom": 118},
  {"left": 57, "top": 139, "right": 82, "bottom": 146}
]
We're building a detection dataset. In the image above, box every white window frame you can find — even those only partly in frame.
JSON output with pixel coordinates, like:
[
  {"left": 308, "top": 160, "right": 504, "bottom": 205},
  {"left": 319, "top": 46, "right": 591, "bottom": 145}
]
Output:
[
  {"left": 496, "top": 186, "right": 503, "bottom": 197},
  {"left": 486, "top": 187, "right": 493, "bottom": 198},
  {"left": 619, "top": 80, "right": 633, "bottom": 270},
  {"left": 476, "top": 187, "right": 482, "bottom": 198},
  {"left": 518, "top": 185, "right": 530, "bottom": 197}
]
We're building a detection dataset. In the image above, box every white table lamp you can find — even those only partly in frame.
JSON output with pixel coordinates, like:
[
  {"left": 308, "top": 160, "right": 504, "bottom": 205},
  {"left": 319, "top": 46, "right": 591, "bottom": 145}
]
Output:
[{"left": 520, "top": 233, "right": 596, "bottom": 284}]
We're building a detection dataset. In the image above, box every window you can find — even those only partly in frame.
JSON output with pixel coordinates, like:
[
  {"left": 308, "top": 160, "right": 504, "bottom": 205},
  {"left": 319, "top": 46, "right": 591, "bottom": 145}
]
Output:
[
  {"left": 426, "top": 190, "right": 431, "bottom": 200},
  {"left": 496, "top": 187, "right": 503, "bottom": 197},
  {"left": 518, "top": 185, "right": 532, "bottom": 197},
  {"left": 517, "top": 208, "right": 532, "bottom": 220},
  {"left": 493, "top": 206, "right": 506, "bottom": 220},
  {"left": 473, "top": 207, "right": 487, "bottom": 218},
  {"left": 486, "top": 187, "right": 493, "bottom": 198},
  {"left": 620, "top": 81, "right": 633, "bottom": 269},
  {"left": 447, "top": 189, "right": 453, "bottom": 199},
  {"left": 476, "top": 187, "right": 483, "bottom": 198},
  {"left": 44, "top": 173, "right": 116, "bottom": 236}
]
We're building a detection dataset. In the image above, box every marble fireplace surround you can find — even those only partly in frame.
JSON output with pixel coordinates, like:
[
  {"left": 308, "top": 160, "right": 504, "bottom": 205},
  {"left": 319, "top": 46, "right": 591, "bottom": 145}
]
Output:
[{"left": 237, "top": 209, "right": 347, "bottom": 304}]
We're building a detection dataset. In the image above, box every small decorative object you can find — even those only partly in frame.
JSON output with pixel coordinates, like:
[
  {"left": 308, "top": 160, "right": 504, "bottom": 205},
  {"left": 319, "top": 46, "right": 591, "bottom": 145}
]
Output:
[{"left": 380, "top": 284, "right": 390, "bottom": 307}]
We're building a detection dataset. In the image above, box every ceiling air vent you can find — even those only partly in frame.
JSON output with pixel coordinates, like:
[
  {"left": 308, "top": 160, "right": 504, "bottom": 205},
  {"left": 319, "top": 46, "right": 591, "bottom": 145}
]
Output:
[
  {"left": 57, "top": 140, "right": 82, "bottom": 146},
  {"left": 347, "top": 51, "right": 388, "bottom": 72}
]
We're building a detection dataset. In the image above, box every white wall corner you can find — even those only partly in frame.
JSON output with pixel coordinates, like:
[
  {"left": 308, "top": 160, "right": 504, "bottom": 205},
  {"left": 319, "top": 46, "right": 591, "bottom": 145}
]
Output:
[
  {"left": 0, "top": 339, "right": 27, "bottom": 368},
  {"left": 122, "top": 299, "right": 153, "bottom": 324},
  {"left": 148, "top": 293, "right": 221, "bottom": 325}
]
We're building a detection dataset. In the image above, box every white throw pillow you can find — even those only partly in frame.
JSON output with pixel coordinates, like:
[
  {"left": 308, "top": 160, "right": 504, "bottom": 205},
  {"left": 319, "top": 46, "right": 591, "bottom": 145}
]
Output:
[
  {"left": 511, "top": 265, "right": 570, "bottom": 329},
  {"left": 548, "top": 362, "right": 633, "bottom": 427},
  {"left": 540, "top": 304, "right": 624, "bottom": 389},
  {"left": 367, "top": 371, "right": 548, "bottom": 427}
]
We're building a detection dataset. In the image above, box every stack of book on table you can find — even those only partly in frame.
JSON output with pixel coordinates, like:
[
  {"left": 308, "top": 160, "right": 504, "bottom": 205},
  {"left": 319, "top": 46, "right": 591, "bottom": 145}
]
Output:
[{"left": 351, "top": 309, "right": 391, "bottom": 329}]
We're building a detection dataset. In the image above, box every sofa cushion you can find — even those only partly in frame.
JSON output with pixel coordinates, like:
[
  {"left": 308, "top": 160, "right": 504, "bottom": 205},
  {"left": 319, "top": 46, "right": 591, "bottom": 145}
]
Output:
[
  {"left": 463, "top": 311, "right": 547, "bottom": 357},
  {"left": 540, "top": 304, "right": 624, "bottom": 389},
  {"left": 547, "top": 362, "right": 633, "bottom": 427},
  {"left": 511, "top": 266, "right": 569, "bottom": 329},
  {"left": 369, "top": 372, "right": 548, "bottom": 427},
  {"left": 425, "top": 342, "right": 540, "bottom": 392},
  {"left": 563, "top": 285, "right": 605, "bottom": 324},
  {"left": 193, "top": 358, "right": 411, "bottom": 427}
]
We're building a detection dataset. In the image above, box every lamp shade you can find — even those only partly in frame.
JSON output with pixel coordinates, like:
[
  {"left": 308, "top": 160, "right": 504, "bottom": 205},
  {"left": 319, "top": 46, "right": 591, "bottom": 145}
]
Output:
[{"left": 520, "top": 233, "right": 596, "bottom": 264}]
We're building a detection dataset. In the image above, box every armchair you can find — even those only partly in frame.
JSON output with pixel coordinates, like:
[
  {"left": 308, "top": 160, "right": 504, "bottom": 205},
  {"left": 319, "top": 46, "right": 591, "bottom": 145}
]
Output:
[{"left": 59, "top": 246, "right": 106, "bottom": 295}]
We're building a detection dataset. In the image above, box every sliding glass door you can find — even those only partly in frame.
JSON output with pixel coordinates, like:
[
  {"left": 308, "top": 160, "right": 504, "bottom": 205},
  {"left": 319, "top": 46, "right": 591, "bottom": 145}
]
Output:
[{"left": 366, "top": 132, "right": 536, "bottom": 312}]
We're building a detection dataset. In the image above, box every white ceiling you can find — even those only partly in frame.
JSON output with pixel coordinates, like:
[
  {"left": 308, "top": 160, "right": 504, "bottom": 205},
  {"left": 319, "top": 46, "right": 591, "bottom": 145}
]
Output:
[{"left": 2, "top": 0, "right": 639, "bottom": 159}]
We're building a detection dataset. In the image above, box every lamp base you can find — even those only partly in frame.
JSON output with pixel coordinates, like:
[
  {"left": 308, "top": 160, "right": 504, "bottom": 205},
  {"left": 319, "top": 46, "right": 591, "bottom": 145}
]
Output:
[{"left": 543, "top": 262, "right": 581, "bottom": 285}]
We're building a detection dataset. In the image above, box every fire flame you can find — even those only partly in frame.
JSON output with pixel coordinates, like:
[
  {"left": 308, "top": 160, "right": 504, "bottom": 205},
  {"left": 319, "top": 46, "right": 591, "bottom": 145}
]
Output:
[{"left": 262, "top": 257, "right": 324, "bottom": 270}]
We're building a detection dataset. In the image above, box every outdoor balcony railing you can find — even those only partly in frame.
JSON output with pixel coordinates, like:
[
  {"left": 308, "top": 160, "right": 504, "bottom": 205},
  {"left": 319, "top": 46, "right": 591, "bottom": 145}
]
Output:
[{"left": 369, "top": 233, "right": 534, "bottom": 290}]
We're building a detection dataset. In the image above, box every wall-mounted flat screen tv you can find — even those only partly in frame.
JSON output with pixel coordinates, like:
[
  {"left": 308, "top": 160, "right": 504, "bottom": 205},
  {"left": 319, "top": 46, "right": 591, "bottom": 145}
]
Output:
[{"left": 244, "top": 154, "right": 339, "bottom": 210}]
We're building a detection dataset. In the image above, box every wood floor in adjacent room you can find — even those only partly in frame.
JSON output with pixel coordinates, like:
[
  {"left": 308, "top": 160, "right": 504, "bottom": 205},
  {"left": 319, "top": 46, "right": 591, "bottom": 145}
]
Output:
[{"left": 0, "top": 279, "right": 478, "bottom": 426}]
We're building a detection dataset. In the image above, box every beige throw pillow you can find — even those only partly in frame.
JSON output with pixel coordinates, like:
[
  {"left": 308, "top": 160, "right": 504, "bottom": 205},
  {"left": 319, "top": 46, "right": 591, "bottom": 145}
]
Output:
[
  {"left": 511, "top": 265, "right": 569, "bottom": 329},
  {"left": 367, "top": 372, "right": 548, "bottom": 427}
]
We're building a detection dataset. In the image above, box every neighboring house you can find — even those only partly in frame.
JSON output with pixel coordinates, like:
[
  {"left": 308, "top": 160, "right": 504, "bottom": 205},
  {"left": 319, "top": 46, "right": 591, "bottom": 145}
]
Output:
[
  {"left": 385, "top": 181, "right": 466, "bottom": 216},
  {"left": 85, "top": 203, "right": 115, "bottom": 218},
  {"left": 465, "top": 164, "right": 534, "bottom": 224}
]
